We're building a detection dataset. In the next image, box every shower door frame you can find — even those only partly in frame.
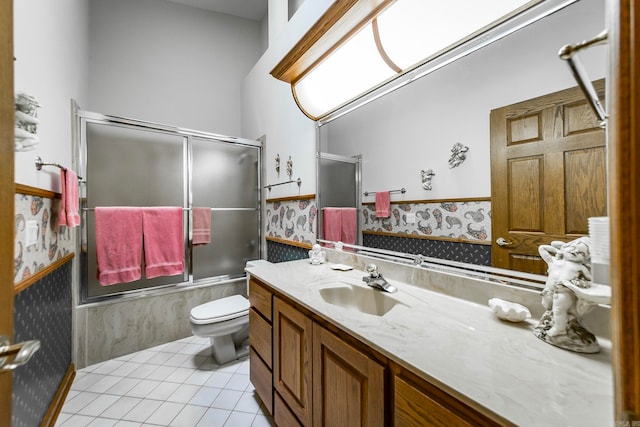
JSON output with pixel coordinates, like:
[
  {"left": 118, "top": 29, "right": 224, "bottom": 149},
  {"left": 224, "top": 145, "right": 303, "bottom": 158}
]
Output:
[{"left": 76, "top": 109, "right": 262, "bottom": 304}]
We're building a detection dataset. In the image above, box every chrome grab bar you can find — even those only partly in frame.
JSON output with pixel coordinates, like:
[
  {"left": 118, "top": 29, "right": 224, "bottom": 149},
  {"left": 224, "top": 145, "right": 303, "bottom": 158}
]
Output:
[{"left": 559, "top": 30, "right": 608, "bottom": 125}]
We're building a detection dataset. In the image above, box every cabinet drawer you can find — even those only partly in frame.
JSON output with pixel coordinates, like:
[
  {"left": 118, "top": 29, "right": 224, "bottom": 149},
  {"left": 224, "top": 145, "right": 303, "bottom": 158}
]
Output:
[
  {"left": 274, "top": 392, "right": 303, "bottom": 427},
  {"left": 249, "top": 308, "right": 272, "bottom": 368},
  {"left": 250, "top": 347, "right": 273, "bottom": 415},
  {"left": 393, "top": 373, "right": 505, "bottom": 427},
  {"left": 249, "top": 278, "right": 272, "bottom": 321}
]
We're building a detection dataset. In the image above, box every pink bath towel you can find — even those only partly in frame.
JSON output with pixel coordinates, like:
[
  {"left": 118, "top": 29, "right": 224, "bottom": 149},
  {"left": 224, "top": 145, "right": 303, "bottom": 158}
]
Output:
[
  {"left": 322, "top": 208, "right": 343, "bottom": 242},
  {"left": 58, "top": 169, "right": 81, "bottom": 227},
  {"left": 340, "top": 208, "right": 357, "bottom": 245},
  {"left": 375, "top": 191, "right": 391, "bottom": 218},
  {"left": 95, "top": 207, "right": 143, "bottom": 286},
  {"left": 192, "top": 207, "right": 211, "bottom": 245},
  {"left": 142, "top": 207, "right": 184, "bottom": 279}
]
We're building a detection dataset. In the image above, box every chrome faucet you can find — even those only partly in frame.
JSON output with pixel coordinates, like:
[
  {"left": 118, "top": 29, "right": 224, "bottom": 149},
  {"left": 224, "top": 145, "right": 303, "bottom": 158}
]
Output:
[{"left": 362, "top": 264, "right": 398, "bottom": 293}]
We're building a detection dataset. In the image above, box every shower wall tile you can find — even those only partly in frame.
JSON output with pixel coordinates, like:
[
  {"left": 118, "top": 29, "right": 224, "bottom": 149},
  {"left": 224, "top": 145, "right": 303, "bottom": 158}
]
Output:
[
  {"left": 77, "top": 280, "right": 246, "bottom": 368},
  {"left": 14, "top": 193, "right": 75, "bottom": 283}
]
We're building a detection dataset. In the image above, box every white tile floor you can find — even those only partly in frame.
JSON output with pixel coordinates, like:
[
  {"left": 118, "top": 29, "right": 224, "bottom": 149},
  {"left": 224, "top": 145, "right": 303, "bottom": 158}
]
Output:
[{"left": 55, "top": 336, "right": 274, "bottom": 427}]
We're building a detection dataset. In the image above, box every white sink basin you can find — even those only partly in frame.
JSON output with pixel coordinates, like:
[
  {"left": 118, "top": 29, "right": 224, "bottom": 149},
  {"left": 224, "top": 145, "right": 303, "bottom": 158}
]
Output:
[{"left": 318, "top": 283, "right": 407, "bottom": 316}]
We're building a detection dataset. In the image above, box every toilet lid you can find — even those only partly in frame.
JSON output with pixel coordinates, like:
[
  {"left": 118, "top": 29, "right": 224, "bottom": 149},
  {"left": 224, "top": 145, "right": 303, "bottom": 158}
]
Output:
[{"left": 190, "top": 295, "right": 249, "bottom": 324}]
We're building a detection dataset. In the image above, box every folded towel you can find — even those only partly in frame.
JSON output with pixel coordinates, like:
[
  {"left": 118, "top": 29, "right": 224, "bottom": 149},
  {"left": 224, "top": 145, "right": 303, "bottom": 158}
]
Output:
[
  {"left": 340, "top": 208, "right": 357, "bottom": 245},
  {"left": 192, "top": 207, "right": 211, "bottom": 245},
  {"left": 58, "top": 170, "right": 67, "bottom": 226},
  {"left": 142, "top": 207, "right": 184, "bottom": 279},
  {"left": 322, "top": 208, "right": 343, "bottom": 242},
  {"left": 95, "top": 207, "right": 143, "bottom": 286},
  {"left": 58, "top": 169, "right": 81, "bottom": 227},
  {"left": 375, "top": 191, "right": 391, "bottom": 218}
]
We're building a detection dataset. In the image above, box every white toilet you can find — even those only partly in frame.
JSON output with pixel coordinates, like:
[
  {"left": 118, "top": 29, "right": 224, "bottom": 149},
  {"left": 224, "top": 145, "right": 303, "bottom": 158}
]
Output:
[{"left": 189, "top": 294, "right": 250, "bottom": 365}]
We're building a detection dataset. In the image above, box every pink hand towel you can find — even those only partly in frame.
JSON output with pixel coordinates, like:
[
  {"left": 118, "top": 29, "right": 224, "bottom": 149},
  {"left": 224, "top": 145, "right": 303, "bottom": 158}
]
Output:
[
  {"left": 375, "top": 191, "right": 391, "bottom": 218},
  {"left": 192, "top": 207, "right": 211, "bottom": 245},
  {"left": 142, "top": 207, "right": 184, "bottom": 279},
  {"left": 340, "top": 208, "right": 357, "bottom": 245},
  {"left": 58, "top": 170, "right": 67, "bottom": 226},
  {"left": 58, "top": 169, "right": 81, "bottom": 227},
  {"left": 95, "top": 207, "right": 143, "bottom": 286},
  {"left": 322, "top": 208, "right": 343, "bottom": 241}
]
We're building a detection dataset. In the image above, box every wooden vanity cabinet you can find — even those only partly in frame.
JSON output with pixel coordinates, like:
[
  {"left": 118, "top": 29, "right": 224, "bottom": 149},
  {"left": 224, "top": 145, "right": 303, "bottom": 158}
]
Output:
[
  {"left": 248, "top": 276, "right": 508, "bottom": 427},
  {"left": 273, "top": 296, "right": 314, "bottom": 426},
  {"left": 391, "top": 363, "right": 508, "bottom": 427},
  {"left": 312, "top": 323, "right": 385, "bottom": 427},
  {"left": 249, "top": 278, "right": 274, "bottom": 415}
]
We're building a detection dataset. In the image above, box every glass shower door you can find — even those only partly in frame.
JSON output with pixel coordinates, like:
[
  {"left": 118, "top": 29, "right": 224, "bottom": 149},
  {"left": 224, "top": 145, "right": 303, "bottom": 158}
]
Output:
[
  {"left": 190, "top": 137, "right": 260, "bottom": 281},
  {"left": 84, "top": 122, "right": 188, "bottom": 300}
]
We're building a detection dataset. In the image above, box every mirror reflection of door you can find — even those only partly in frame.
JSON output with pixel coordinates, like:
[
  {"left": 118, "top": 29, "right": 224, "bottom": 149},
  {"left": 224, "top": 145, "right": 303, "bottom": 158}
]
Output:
[
  {"left": 317, "top": 153, "right": 361, "bottom": 246},
  {"left": 490, "top": 80, "right": 607, "bottom": 274}
]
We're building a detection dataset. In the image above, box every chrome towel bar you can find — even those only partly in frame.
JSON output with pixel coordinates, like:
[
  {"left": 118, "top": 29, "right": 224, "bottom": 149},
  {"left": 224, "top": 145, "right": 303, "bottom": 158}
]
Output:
[{"left": 559, "top": 30, "right": 608, "bottom": 124}]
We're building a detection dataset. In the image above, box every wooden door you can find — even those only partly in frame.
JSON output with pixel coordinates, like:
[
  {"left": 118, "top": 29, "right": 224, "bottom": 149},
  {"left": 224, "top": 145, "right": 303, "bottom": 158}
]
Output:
[
  {"left": 0, "top": 0, "right": 14, "bottom": 424},
  {"left": 490, "top": 80, "right": 607, "bottom": 273},
  {"left": 312, "top": 323, "right": 385, "bottom": 427},
  {"left": 273, "top": 297, "right": 313, "bottom": 426},
  {"left": 610, "top": 0, "right": 640, "bottom": 421}
]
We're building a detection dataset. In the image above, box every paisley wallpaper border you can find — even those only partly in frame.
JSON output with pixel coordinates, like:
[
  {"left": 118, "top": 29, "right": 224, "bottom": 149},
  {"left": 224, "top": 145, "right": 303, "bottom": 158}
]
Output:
[
  {"left": 265, "top": 195, "right": 317, "bottom": 246},
  {"left": 265, "top": 196, "right": 492, "bottom": 249},
  {"left": 14, "top": 188, "right": 75, "bottom": 285},
  {"left": 361, "top": 199, "right": 491, "bottom": 243}
]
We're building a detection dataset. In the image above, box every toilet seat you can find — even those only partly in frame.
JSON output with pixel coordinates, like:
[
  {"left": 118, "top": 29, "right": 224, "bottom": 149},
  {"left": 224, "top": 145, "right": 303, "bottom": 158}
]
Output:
[{"left": 190, "top": 295, "right": 249, "bottom": 324}]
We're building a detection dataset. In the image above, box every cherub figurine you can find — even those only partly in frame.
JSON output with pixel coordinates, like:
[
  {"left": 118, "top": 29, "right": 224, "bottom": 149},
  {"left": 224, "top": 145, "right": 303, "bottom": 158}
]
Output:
[
  {"left": 534, "top": 237, "right": 601, "bottom": 353},
  {"left": 420, "top": 169, "right": 435, "bottom": 190},
  {"left": 308, "top": 244, "right": 326, "bottom": 265},
  {"left": 448, "top": 143, "right": 469, "bottom": 168}
]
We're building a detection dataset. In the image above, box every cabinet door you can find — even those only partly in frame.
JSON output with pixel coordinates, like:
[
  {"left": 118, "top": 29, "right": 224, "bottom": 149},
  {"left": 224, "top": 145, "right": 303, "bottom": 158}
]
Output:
[
  {"left": 312, "top": 323, "right": 385, "bottom": 427},
  {"left": 273, "top": 297, "right": 313, "bottom": 426}
]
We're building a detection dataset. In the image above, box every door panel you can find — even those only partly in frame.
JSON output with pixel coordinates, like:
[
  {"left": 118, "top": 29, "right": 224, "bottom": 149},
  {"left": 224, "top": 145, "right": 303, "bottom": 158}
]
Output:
[
  {"left": 491, "top": 80, "right": 607, "bottom": 273},
  {"left": 1, "top": 0, "right": 14, "bottom": 423}
]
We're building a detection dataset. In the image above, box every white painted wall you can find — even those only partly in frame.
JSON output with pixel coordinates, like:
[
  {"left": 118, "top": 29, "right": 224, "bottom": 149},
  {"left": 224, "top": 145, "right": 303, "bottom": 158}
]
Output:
[
  {"left": 242, "top": 0, "right": 333, "bottom": 199},
  {"left": 14, "top": 0, "right": 90, "bottom": 191},
  {"left": 88, "top": 0, "right": 262, "bottom": 136},
  {"left": 243, "top": 0, "right": 606, "bottom": 203},
  {"left": 323, "top": 0, "right": 607, "bottom": 201}
]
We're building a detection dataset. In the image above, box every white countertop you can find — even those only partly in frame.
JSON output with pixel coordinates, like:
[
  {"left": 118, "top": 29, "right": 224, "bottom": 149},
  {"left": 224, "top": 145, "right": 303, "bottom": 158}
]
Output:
[{"left": 246, "top": 258, "right": 613, "bottom": 427}]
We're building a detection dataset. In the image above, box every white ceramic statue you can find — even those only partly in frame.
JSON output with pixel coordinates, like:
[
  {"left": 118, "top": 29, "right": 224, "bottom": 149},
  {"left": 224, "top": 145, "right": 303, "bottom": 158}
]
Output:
[
  {"left": 308, "top": 244, "right": 326, "bottom": 265},
  {"left": 533, "top": 237, "right": 609, "bottom": 353}
]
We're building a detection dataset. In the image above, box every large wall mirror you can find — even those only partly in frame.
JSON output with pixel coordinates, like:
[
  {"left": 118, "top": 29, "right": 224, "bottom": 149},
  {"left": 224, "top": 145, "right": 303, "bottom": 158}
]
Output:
[{"left": 317, "top": 0, "right": 608, "bottom": 281}]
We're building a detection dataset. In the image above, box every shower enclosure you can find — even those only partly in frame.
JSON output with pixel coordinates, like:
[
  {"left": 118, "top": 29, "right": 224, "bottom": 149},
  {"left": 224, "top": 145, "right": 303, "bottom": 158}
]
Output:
[{"left": 77, "top": 111, "right": 261, "bottom": 303}]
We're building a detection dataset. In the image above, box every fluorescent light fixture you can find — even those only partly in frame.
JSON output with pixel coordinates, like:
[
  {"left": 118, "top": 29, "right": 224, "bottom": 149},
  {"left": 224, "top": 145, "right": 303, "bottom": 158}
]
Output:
[{"left": 272, "top": 0, "right": 577, "bottom": 122}]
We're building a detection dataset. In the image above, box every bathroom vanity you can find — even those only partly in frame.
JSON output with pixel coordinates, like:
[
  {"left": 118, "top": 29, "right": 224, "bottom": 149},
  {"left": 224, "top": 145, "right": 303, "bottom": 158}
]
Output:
[{"left": 246, "top": 253, "right": 612, "bottom": 426}]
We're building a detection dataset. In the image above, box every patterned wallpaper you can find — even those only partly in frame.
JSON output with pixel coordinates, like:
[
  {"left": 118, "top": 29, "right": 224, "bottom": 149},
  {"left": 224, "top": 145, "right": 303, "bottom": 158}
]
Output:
[
  {"left": 363, "top": 233, "right": 491, "bottom": 266},
  {"left": 266, "top": 239, "right": 310, "bottom": 263},
  {"left": 265, "top": 197, "right": 317, "bottom": 246},
  {"left": 12, "top": 260, "right": 73, "bottom": 427},
  {"left": 14, "top": 193, "right": 74, "bottom": 283},
  {"left": 361, "top": 200, "right": 491, "bottom": 243}
]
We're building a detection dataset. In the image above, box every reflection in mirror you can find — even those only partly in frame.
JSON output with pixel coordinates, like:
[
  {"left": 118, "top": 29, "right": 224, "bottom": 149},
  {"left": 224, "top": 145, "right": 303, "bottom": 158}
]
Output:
[{"left": 317, "top": 0, "right": 608, "bottom": 282}]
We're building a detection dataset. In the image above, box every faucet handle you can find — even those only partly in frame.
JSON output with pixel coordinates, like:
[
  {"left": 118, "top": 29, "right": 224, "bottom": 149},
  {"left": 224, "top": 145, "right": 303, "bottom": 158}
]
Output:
[{"left": 366, "top": 263, "right": 380, "bottom": 278}]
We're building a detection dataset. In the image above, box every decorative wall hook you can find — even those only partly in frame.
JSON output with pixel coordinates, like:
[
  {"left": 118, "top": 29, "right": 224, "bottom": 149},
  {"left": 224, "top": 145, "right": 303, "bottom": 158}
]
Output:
[
  {"left": 275, "top": 154, "right": 280, "bottom": 175},
  {"left": 420, "top": 169, "right": 435, "bottom": 190},
  {"left": 448, "top": 142, "right": 469, "bottom": 168},
  {"left": 286, "top": 156, "right": 293, "bottom": 178}
]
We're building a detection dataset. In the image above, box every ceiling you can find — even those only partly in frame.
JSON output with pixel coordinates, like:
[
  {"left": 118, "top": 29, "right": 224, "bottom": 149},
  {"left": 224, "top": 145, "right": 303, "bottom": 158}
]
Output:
[{"left": 165, "top": 0, "right": 268, "bottom": 21}]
